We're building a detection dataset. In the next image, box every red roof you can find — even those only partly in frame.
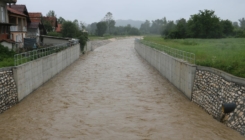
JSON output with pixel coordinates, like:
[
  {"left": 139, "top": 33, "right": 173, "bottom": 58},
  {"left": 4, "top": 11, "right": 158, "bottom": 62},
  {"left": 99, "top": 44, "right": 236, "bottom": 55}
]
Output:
[
  {"left": 7, "top": 7, "right": 26, "bottom": 17},
  {"left": 56, "top": 24, "right": 62, "bottom": 32},
  {"left": 29, "top": 12, "right": 42, "bottom": 23},
  {"left": 29, "top": 13, "right": 42, "bottom": 18}
]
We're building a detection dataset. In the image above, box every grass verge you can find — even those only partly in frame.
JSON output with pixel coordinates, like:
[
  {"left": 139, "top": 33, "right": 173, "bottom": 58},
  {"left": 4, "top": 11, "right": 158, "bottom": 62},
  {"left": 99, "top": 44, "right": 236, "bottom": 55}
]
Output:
[{"left": 143, "top": 35, "right": 245, "bottom": 78}]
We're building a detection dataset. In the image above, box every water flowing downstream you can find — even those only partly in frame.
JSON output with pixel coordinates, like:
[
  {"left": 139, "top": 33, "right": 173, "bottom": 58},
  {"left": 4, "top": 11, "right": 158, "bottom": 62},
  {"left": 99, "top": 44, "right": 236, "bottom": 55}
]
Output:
[{"left": 0, "top": 38, "right": 243, "bottom": 140}]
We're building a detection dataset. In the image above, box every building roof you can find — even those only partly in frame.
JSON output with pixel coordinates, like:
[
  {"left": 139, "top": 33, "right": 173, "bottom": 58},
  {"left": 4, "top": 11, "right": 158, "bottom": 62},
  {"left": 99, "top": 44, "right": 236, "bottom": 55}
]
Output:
[
  {"left": 8, "top": 5, "right": 31, "bottom": 23},
  {"left": 29, "top": 13, "right": 42, "bottom": 18},
  {"left": 56, "top": 24, "right": 62, "bottom": 32},
  {"left": 29, "top": 12, "right": 42, "bottom": 23},
  {"left": 7, "top": 7, "right": 26, "bottom": 17},
  {"left": 42, "top": 17, "right": 58, "bottom": 27}
]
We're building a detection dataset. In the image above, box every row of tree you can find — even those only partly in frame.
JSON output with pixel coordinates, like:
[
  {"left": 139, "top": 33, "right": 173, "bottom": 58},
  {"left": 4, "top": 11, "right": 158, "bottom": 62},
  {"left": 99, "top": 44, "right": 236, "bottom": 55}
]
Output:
[
  {"left": 86, "top": 12, "right": 140, "bottom": 36},
  {"left": 139, "top": 10, "right": 245, "bottom": 39}
]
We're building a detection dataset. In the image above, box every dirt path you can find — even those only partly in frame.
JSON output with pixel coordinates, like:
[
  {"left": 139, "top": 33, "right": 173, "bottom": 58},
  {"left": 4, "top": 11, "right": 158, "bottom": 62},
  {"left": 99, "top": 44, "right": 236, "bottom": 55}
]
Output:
[{"left": 0, "top": 38, "right": 243, "bottom": 140}]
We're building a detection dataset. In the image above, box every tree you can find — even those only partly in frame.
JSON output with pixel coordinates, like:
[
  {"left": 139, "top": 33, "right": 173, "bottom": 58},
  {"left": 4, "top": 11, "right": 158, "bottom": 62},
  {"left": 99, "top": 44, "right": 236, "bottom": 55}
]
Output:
[
  {"left": 161, "top": 20, "right": 176, "bottom": 37},
  {"left": 87, "top": 22, "right": 97, "bottom": 35},
  {"left": 129, "top": 27, "right": 140, "bottom": 35},
  {"left": 43, "top": 20, "right": 53, "bottom": 32},
  {"left": 46, "top": 10, "right": 57, "bottom": 17},
  {"left": 58, "top": 17, "right": 65, "bottom": 24},
  {"left": 150, "top": 19, "right": 165, "bottom": 34},
  {"left": 233, "top": 22, "right": 239, "bottom": 29},
  {"left": 124, "top": 24, "right": 132, "bottom": 34},
  {"left": 220, "top": 20, "right": 234, "bottom": 36},
  {"left": 140, "top": 20, "right": 151, "bottom": 34},
  {"left": 96, "top": 22, "right": 107, "bottom": 36},
  {"left": 73, "top": 19, "right": 79, "bottom": 29},
  {"left": 175, "top": 18, "right": 187, "bottom": 38},
  {"left": 187, "top": 10, "right": 222, "bottom": 38},
  {"left": 61, "top": 21, "right": 78, "bottom": 38},
  {"left": 103, "top": 12, "right": 115, "bottom": 34},
  {"left": 239, "top": 18, "right": 245, "bottom": 30},
  {"left": 80, "top": 21, "right": 86, "bottom": 31}
]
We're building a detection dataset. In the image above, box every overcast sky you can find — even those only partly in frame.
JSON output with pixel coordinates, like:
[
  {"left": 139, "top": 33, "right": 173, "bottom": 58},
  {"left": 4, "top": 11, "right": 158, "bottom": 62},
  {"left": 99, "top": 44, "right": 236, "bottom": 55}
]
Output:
[{"left": 17, "top": 0, "right": 245, "bottom": 24}]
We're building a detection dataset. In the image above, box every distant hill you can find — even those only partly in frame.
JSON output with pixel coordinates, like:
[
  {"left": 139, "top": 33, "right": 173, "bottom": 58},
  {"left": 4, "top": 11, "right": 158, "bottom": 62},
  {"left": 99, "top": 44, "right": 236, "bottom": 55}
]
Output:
[{"left": 115, "top": 19, "right": 144, "bottom": 29}]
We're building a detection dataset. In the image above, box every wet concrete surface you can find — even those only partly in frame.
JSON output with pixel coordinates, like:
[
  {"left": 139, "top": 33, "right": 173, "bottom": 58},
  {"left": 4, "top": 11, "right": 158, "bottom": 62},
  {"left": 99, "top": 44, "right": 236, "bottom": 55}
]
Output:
[{"left": 0, "top": 38, "right": 244, "bottom": 140}]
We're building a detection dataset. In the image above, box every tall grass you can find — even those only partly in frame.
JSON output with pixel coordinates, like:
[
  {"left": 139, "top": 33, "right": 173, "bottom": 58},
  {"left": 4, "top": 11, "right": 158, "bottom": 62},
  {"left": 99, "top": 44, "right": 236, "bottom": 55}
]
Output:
[{"left": 143, "top": 35, "right": 245, "bottom": 78}]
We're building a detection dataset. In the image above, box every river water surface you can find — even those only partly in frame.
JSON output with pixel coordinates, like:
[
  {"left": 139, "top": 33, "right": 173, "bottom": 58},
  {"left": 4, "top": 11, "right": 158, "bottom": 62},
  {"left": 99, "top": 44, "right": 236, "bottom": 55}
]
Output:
[{"left": 0, "top": 38, "right": 244, "bottom": 140}]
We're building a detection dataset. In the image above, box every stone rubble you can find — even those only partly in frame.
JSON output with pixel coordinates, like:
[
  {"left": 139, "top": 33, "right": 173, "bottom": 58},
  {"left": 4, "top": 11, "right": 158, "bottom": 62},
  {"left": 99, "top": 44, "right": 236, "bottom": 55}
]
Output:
[
  {"left": 0, "top": 69, "right": 18, "bottom": 114},
  {"left": 192, "top": 70, "right": 245, "bottom": 135}
]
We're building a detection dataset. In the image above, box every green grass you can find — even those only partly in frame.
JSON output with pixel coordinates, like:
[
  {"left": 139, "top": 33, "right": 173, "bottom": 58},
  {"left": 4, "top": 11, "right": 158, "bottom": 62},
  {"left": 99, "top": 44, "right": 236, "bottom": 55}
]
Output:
[
  {"left": 88, "top": 35, "right": 129, "bottom": 40},
  {"left": 143, "top": 35, "right": 245, "bottom": 78},
  {"left": 0, "top": 58, "right": 14, "bottom": 68}
]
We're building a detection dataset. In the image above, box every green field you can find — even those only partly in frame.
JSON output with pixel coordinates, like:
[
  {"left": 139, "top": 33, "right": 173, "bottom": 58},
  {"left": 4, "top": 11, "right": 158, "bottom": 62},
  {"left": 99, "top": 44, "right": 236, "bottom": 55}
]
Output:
[{"left": 143, "top": 36, "right": 245, "bottom": 78}]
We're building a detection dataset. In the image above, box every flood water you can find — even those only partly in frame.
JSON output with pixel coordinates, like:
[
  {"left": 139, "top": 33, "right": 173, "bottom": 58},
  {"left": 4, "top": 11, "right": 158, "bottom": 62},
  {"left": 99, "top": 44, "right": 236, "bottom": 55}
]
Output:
[{"left": 0, "top": 38, "right": 244, "bottom": 140}]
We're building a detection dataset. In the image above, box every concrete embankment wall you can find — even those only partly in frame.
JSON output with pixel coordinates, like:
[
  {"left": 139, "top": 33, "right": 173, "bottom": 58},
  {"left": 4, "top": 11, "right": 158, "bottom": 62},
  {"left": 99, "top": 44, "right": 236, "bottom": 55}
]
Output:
[
  {"left": 135, "top": 40, "right": 245, "bottom": 136},
  {"left": 84, "top": 40, "right": 112, "bottom": 52},
  {"left": 134, "top": 40, "right": 196, "bottom": 99},
  {"left": 13, "top": 44, "right": 80, "bottom": 101},
  {"left": 0, "top": 67, "right": 18, "bottom": 113}
]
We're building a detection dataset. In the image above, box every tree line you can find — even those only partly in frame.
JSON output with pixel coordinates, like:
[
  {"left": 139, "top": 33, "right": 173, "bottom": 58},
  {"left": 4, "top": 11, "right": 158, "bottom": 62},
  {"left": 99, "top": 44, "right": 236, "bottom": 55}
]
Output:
[
  {"left": 86, "top": 12, "right": 140, "bottom": 36},
  {"left": 139, "top": 10, "right": 245, "bottom": 39}
]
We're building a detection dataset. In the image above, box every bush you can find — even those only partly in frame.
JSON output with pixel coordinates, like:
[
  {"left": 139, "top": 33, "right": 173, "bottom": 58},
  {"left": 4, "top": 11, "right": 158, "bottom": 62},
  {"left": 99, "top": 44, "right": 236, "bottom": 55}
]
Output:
[{"left": 78, "top": 32, "right": 88, "bottom": 51}]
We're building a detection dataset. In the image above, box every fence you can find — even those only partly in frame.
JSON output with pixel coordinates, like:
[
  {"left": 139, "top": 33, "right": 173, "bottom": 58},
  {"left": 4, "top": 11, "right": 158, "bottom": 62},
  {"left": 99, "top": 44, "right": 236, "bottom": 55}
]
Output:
[
  {"left": 14, "top": 41, "right": 79, "bottom": 66},
  {"left": 137, "top": 39, "right": 195, "bottom": 64}
]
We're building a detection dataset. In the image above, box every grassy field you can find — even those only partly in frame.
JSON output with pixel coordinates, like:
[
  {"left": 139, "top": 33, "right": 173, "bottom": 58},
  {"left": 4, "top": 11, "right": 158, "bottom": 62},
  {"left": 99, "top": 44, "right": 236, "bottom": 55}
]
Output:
[{"left": 143, "top": 35, "right": 245, "bottom": 78}]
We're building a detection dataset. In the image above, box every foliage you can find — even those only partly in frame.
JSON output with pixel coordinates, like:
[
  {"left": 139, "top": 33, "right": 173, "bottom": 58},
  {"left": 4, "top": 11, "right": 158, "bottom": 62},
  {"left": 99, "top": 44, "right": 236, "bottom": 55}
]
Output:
[
  {"left": 128, "top": 27, "right": 140, "bottom": 35},
  {"left": 187, "top": 10, "right": 222, "bottom": 38},
  {"left": 150, "top": 18, "right": 166, "bottom": 34},
  {"left": 239, "top": 18, "right": 245, "bottom": 30},
  {"left": 0, "top": 44, "right": 15, "bottom": 67},
  {"left": 103, "top": 12, "right": 115, "bottom": 34},
  {"left": 47, "top": 31, "right": 62, "bottom": 37},
  {"left": 96, "top": 22, "right": 107, "bottom": 36},
  {"left": 46, "top": 10, "right": 57, "bottom": 17},
  {"left": 86, "top": 22, "right": 97, "bottom": 35},
  {"left": 78, "top": 32, "right": 88, "bottom": 51},
  {"left": 61, "top": 21, "right": 79, "bottom": 38},
  {"left": 220, "top": 20, "right": 234, "bottom": 36},
  {"left": 140, "top": 20, "right": 151, "bottom": 34},
  {"left": 58, "top": 17, "right": 65, "bottom": 24},
  {"left": 144, "top": 35, "right": 245, "bottom": 78},
  {"left": 43, "top": 20, "right": 53, "bottom": 32},
  {"left": 162, "top": 20, "right": 176, "bottom": 37}
]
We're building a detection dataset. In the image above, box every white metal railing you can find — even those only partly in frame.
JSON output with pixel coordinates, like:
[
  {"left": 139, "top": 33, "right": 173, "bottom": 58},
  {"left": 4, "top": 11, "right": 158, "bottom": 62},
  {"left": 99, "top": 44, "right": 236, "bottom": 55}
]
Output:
[
  {"left": 14, "top": 40, "right": 79, "bottom": 66},
  {"left": 136, "top": 39, "right": 196, "bottom": 64}
]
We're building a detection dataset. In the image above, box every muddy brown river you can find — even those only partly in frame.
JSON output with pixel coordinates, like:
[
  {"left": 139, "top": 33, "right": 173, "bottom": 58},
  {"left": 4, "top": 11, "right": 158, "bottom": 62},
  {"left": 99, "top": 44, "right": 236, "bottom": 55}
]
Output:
[{"left": 0, "top": 38, "right": 244, "bottom": 140}]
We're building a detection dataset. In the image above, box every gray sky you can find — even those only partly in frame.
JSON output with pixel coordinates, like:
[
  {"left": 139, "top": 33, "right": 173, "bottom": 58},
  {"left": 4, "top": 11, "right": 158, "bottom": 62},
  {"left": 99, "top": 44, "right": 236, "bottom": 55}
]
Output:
[{"left": 17, "top": 0, "right": 245, "bottom": 24}]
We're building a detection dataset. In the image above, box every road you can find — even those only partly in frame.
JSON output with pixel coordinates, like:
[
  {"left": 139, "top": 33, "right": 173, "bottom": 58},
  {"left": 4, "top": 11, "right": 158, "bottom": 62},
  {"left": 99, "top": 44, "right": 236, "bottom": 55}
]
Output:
[{"left": 0, "top": 38, "right": 243, "bottom": 140}]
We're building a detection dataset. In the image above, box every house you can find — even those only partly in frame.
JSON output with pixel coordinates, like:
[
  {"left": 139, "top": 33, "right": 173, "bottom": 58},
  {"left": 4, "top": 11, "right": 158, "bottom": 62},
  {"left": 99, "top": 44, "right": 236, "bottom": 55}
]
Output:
[
  {"left": 56, "top": 24, "right": 62, "bottom": 33},
  {"left": 7, "top": 4, "right": 31, "bottom": 50},
  {"left": 27, "top": 12, "right": 47, "bottom": 45},
  {"left": 0, "top": 0, "right": 17, "bottom": 49},
  {"left": 42, "top": 16, "right": 58, "bottom": 32}
]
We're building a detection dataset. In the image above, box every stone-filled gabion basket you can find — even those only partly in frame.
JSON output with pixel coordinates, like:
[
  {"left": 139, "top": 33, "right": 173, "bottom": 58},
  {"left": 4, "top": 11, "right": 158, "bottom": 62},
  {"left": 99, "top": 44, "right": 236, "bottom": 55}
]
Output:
[
  {"left": 192, "top": 70, "right": 245, "bottom": 136},
  {"left": 0, "top": 69, "right": 18, "bottom": 114}
]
